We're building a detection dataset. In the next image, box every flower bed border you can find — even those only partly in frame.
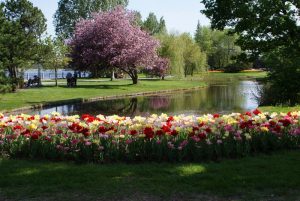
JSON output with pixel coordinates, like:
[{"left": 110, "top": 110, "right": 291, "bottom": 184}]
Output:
[{"left": 1, "top": 109, "right": 299, "bottom": 163}]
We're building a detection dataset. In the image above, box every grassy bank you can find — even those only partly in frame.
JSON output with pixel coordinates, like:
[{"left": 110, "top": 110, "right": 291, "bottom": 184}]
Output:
[
  {"left": 205, "top": 71, "right": 267, "bottom": 80},
  {"left": 0, "top": 79, "right": 205, "bottom": 111},
  {"left": 260, "top": 105, "right": 300, "bottom": 113},
  {"left": 1, "top": 151, "right": 299, "bottom": 201}
]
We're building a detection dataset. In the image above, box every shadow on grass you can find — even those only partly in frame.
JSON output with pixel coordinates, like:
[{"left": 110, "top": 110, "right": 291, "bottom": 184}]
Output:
[
  {"left": 68, "top": 84, "right": 132, "bottom": 90},
  {"left": 0, "top": 151, "right": 299, "bottom": 200},
  {"left": 38, "top": 84, "right": 132, "bottom": 90}
]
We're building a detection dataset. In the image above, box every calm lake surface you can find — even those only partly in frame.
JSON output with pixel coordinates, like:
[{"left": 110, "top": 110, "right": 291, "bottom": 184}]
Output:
[{"left": 26, "top": 78, "right": 261, "bottom": 117}]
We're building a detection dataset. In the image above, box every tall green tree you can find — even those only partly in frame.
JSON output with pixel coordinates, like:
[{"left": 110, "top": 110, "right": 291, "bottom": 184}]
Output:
[
  {"left": 43, "top": 37, "right": 71, "bottom": 87},
  {"left": 180, "top": 33, "right": 206, "bottom": 77},
  {"left": 0, "top": 0, "right": 46, "bottom": 90},
  {"left": 195, "top": 22, "right": 212, "bottom": 54},
  {"left": 54, "top": 0, "right": 129, "bottom": 39},
  {"left": 156, "top": 33, "right": 185, "bottom": 76},
  {"left": 210, "top": 30, "right": 241, "bottom": 69},
  {"left": 157, "top": 32, "right": 206, "bottom": 77},
  {"left": 195, "top": 24, "right": 241, "bottom": 70},
  {"left": 201, "top": 0, "right": 300, "bottom": 104},
  {"left": 133, "top": 11, "right": 143, "bottom": 27},
  {"left": 142, "top": 12, "right": 166, "bottom": 35}
]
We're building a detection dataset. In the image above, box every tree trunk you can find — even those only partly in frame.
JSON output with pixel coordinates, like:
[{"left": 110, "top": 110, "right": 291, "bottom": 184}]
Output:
[
  {"left": 130, "top": 69, "right": 138, "bottom": 84},
  {"left": 55, "top": 67, "right": 58, "bottom": 87},
  {"left": 132, "top": 76, "right": 138, "bottom": 84},
  {"left": 37, "top": 64, "right": 42, "bottom": 86},
  {"left": 8, "top": 66, "right": 18, "bottom": 91},
  {"left": 111, "top": 69, "right": 115, "bottom": 81}
]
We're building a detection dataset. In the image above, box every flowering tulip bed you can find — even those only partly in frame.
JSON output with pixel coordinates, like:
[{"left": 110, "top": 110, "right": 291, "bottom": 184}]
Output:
[{"left": 0, "top": 109, "right": 299, "bottom": 163}]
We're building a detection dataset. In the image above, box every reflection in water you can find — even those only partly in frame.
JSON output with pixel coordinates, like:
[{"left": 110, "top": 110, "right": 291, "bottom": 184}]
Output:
[
  {"left": 23, "top": 80, "right": 260, "bottom": 117},
  {"left": 149, "top": 97, "right": 171, "bottom": 110}
]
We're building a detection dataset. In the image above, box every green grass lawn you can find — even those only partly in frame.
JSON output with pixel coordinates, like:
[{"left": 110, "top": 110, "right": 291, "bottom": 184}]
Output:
[
  {"left": 260, "top": 105, "right": 300, "bottom": 113},
  {"left": 1, "top": 151, "right": 299, "bottom": 201},
  {"left": 173, "top": 71, "right": 267, "bottom": 82},
  {"left": 204, "top": 71, "right": 267, "bottom": 80},
  {"left": 0, "top": 79, "right": 205, "bottom": 111}
]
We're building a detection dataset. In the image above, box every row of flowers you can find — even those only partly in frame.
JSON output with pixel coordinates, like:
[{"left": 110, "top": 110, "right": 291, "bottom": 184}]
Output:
[{"left": 0, "top": 109, "right": 300, "bottom": 163}]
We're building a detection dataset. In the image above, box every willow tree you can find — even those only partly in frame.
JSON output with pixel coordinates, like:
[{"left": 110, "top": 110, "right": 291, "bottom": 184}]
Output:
[
  {"left": 70, "top": 7, "right": 167, "bottom": 84},
  {"left": 54, "top": 0, "right": 128, "bottom": 39},
  {"left": 180, "top": 33, "right": 207, "bottom": 77},
  {"left": 156, "top": 33, "right": 207, "bottom": 77},
  {"left": 156, "top": 33, "right": 185, "bottom": 77}
]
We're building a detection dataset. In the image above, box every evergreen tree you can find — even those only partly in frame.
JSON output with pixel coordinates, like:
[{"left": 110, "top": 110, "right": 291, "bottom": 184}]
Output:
[
  {"left": 194, "top": 21, "right": 212, "bottom": 54},
  {"left": 142, "top": 12, "right": 167, "bottom": 35},
  {"left": 133, "top": 11, "right": 143, "bottom": 27}
]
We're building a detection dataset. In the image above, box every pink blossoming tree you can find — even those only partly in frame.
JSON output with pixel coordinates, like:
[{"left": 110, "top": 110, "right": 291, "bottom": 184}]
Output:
[
  {"left": 70, "top": 6, "right": 168, "bottom": 84},
  {"left": 146, "top": 57, "right": 170, "bottom": 79}
]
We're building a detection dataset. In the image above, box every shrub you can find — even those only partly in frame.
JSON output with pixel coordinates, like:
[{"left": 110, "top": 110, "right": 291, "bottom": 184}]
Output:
[
  {"left": 0, "top": 73, "right": 12, "bottom": 93},
  {"left": 223, "top": 62, "right": 249, "bottom": 73}
]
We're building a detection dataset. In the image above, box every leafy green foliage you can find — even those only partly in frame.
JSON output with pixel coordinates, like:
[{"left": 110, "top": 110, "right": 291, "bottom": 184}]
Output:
[
  {"left": 259, "top": 48, "right": 300, "bottom": 105},
  {"left": 132, "top": 10, "right": 144, "bottom": 27},
  {"left": 156, "top": 33, "right": 185, "bottom": 76},
  {"left": 195, "top": 23, "right": 241, "bottom": 70},
  {"left": 54, "top": 0, "right": 129, "bottom": 39},
  {"left": 0, "top": 71, "right": 12, "bottom": 93},
  {"left": 223, "top": 62, "right": 252, "bottom": 73},
  {"left": 201, "top": 0, "right": 299, "bottom": 56},
  {"left": 157, "top": 33, "right": 207, "bottom": 77},
  {"left": 180, "top": 33, "right": 207, "bottom": 76},
  {"left": 42, "top": 37, "right": 71, "bottom": 86},
  {"left": 201, "top": 0, "right": 300, "bottom": 104},
  {"left": 0, "top": 0, "right": 46, "bottom": 90}
]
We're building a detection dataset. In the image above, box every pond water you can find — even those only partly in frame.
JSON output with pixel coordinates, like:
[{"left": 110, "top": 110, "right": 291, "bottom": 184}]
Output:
[{"left": 25, "top": 78, "right": 261, "bottom": 117}]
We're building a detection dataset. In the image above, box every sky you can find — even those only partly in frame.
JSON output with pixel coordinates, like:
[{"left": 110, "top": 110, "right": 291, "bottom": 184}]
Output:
[{"left": 29, "top": 0, "right": 210, "bottom": 36}]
